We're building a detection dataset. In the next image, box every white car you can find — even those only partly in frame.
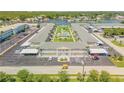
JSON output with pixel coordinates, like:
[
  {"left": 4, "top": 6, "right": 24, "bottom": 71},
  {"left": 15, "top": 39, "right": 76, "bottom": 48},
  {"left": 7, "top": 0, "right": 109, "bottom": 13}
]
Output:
[{"left": 48, "top": 57, "right": 52, "bottom": 61}]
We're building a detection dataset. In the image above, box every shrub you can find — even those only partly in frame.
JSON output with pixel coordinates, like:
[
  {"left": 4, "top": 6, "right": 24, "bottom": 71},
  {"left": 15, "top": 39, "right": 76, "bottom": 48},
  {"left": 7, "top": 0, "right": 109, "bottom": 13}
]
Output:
[
  {"left": 77, "top": 72, "right": 85, "bottom": 82},
  {"left": 99, "top": 70, "right": 111, "bottom": 82},
  {"left": 87, "top": 70, "right": 99, "bottom": 82},
  {"left": 17, "top": 69, "right": 30, "bottom": 82},
  {"left": 34, "top": 75, "right": 51, "bottom": 82},
  {"left": 58, "top": 71, "right": 69, "bottom": 82}
]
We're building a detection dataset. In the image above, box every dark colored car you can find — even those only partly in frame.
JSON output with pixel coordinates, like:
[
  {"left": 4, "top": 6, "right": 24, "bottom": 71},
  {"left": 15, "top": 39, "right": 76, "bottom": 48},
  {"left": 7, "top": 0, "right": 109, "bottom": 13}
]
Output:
[{"left": 92, "top": 55, "right": 99, "bottom": 60}]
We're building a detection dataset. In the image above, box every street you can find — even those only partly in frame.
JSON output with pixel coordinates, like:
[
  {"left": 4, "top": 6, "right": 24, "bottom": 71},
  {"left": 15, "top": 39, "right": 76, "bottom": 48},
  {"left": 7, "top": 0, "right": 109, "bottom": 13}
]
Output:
[{"left": 0, "top": 66, "right": 124, "bottom": 75}]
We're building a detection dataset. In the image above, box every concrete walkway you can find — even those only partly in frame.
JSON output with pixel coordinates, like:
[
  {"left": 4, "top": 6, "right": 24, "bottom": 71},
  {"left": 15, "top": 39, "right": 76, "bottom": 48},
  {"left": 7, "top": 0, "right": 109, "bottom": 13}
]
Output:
[
  {"left": 68, "top": 27, "right": 76, "bottom": 42},
  {"left": 0, "top": 66, "right": 124, "bottom": 75},
  {"left": 94, "top": 33, "right": 124, "bottom": 56}
]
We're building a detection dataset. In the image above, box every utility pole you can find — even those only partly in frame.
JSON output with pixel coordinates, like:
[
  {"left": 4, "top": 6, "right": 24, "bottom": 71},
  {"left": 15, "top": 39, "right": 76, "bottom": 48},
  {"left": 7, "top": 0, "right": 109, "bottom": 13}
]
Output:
[{"left": 81, "top": 59, "right": 85, "bottom": 81}]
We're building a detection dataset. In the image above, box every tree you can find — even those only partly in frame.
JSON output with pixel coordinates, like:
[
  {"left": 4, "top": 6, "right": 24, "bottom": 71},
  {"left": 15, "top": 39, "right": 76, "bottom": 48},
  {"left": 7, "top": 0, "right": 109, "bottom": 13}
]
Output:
[
  {"left": 33, "top": 75, "right": 42, "bottom": 82},
  {"left": 58, "top": 71, "right": 69, "bottom": 82},
  {"left": 0, "top": 72, "right": 16, "bottom": 82},
  {"left": 87, "top": 70, "right": 99, "bottom": 82},
  {"left": 118, "top": 56, "right": 123, "bottom": 61},
  {"left": 0, "top": 72, "right": 8, "bottom": 82},
  {"left": 99, "top": 71, "right": 111, "bottom": 82},
  {"left": 17, "top": 69, "right": 30, "bottom": 82},
  {"left": 6, "top": 75, "right": 16, "bottom": 82},
  {"left": 19, "top": 15, "right": 27, "bottom": 21},
  {"left": 77, "top": 72, "right": 85, "bottom": 82},
  {"left": 121, "top": 21, "right": 124, "bottom": 24},
  {"left": 26, "top": 73, "right": 34, "bottom": 82}
]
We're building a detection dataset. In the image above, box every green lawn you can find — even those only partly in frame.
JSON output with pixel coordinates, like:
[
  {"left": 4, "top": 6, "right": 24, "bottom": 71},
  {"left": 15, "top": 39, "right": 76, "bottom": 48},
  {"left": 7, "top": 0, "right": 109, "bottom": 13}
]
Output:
[
  {"left": 52, "top": 25, "right": 75, "bottom": 42},
  {"left": 111, "top": 77, "right": 124, "bottom": 82},
  {"left": 15, "top": 74, "right": 124, "bottom": 82},
  {"left": 109, "top": 57, "right": 124, "bottom": 67},
  {"left": 104, "top": 28, "right": 124, "bottom": 37},
  {"left": 2, "top": 73, "right": 124, "bottom": 82},
  {"left": 69, "top": 79, "right": 79, "bottom": 82},
  {"left": 112, "top": 40, "right": 124, "bottom": 47},
  {"left": 53, "top": 38, "right": 74, "bottom": 42}
]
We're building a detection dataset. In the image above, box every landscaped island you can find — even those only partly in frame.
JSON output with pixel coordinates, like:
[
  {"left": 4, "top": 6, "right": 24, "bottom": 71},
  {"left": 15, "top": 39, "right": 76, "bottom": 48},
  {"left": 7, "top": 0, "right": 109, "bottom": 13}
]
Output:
[{"left": 51, "top": 25, "right": 77, "bottom": 42}]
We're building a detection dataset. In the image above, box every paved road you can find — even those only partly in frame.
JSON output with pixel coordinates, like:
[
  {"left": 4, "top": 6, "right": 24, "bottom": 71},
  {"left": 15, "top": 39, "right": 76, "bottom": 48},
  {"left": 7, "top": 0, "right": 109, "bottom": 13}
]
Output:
[
  {"left": 94, "top": 23, "right": 124, "bottom": 28},
  {"left": 0, "top": 66, "right": 124, "bottom": 75},
  {"left": 94, "top": 33, "right": 124, "bottom": 56}
]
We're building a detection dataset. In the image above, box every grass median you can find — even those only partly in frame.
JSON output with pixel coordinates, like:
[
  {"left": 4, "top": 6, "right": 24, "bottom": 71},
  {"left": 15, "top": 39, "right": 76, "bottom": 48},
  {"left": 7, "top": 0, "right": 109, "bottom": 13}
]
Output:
[
  {"left": 109, "top": 56, "right": 124, "bottom": 67},
  {"left": 111, "top": 40, "right": 124, "bottom": 47}
]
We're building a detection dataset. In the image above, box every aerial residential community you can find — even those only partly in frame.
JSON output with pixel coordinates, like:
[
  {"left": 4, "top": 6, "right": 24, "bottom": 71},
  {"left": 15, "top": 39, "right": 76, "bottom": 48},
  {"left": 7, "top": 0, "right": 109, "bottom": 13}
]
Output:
[{"left": 0, "top": 12, "right": 124, "bottom": 82}]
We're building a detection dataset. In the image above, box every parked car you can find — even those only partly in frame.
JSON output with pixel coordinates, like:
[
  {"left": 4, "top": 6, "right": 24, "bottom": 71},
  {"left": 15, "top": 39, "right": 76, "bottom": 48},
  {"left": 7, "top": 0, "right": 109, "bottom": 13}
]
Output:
[
  {"left": 92, "top": 55, "right": 99, "bottom": 60},
  {"left": 48, "top": 57, "right": 52, "bottom": 61}
]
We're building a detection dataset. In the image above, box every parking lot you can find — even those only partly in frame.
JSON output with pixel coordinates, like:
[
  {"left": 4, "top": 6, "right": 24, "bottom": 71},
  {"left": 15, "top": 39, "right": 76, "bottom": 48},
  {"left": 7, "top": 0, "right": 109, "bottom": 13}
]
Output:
[
  {"left": 0, "top": 23, "right": 114, "bottom": 67},
  {"left": 0, "top": 50, "right": 114, "bottom": 66},
  {"left": 0, "top": 27, "right": 38, "bottom": 54}
]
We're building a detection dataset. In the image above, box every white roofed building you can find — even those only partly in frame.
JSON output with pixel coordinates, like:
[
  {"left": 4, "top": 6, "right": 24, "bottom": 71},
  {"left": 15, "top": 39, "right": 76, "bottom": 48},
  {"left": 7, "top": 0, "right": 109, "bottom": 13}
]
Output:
[
  {"left": 20, "top": 49, "right": 39, "bottom": 55},
  {"left": 89, "top": 48, "right": 108, "bottom": 55}
]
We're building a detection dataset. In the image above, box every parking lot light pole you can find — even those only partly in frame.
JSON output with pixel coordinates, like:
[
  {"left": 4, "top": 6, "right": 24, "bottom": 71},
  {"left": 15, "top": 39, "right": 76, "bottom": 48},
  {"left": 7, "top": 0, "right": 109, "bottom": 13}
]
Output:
[
  {"left": 81, "top": 60, "right": 85, "bottom": 81},
  {"left": 81, "top": 60, "right": 85, "bottom": 74}
]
